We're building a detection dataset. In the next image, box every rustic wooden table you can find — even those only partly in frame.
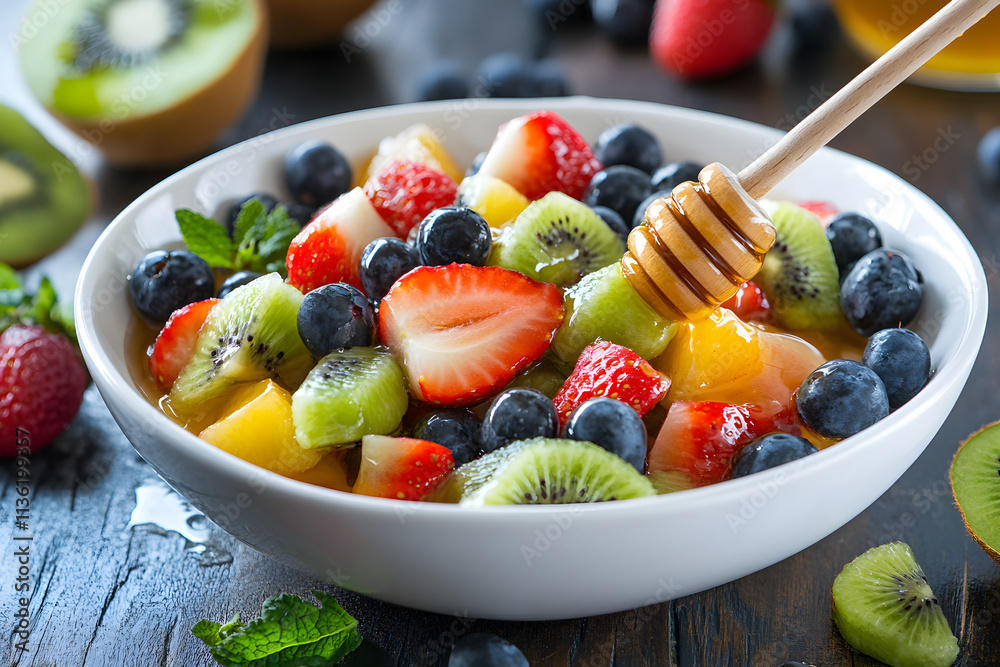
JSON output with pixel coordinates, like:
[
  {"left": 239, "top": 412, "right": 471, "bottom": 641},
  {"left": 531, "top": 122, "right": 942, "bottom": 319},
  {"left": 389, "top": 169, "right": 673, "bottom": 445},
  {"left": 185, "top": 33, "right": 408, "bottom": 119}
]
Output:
[{"left": 3, "top": 0, "right": 1000, "bottom": 665}]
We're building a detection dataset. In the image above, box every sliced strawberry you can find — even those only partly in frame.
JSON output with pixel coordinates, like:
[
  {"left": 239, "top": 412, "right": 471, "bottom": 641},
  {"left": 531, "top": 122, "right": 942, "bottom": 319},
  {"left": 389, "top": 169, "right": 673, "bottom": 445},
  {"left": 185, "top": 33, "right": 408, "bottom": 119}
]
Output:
[
  {"left": 364, "top": 160, "right": 458, "bottom": 239},
  {"left": 720, "top": 281, "right": 773, "bottom": 324},
  {"left": 379, "top": 264, "right": 564, "bottom": 406},
  {"left": 286, "top": 187, "right": 395, "bottom": 294},
  {"left": 148, "top": 298, "right": 219, "bottom": 391},
  {"left": 552, "top": 341, "right": 670, "bottom": 426},
  {"left": 354, "top": 435, "right": 455, "bottom": 500},
  {"left": 477, "top": 110, "right": 602, "bottom": 201},
  {"left": 797, "top": 200, "right": 838, "bottom": 226},
  {"left": 646, "top": 401, "right": 776, "bottom": 486}
]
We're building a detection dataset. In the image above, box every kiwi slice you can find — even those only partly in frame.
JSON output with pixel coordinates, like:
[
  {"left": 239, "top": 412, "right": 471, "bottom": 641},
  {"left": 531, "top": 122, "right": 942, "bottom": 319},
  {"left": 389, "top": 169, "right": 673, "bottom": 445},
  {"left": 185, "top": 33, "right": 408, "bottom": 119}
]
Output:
[
  {"left": 951, "top": 421, "right": 1000, "bottom": 565},
  {"left": 491, "top": 191, "right": 625, "bottom": 287},
  {"left": 756, "top": 202, "right": 843, "bottom": 330},
  {"left": 455, "top": 438, "right": 655, "bottom": 505},
  {"left": 832, "top": 542, "right": 958, "bottom": 667},
  {"left": 170, "top": 273, "right": 309, "bottom": 409},
  {"left": 291, "top": 347, "right": 408, "bottom": 449},
  {"left": 0, "top": 105, "right": 91, "bottom": 267}
]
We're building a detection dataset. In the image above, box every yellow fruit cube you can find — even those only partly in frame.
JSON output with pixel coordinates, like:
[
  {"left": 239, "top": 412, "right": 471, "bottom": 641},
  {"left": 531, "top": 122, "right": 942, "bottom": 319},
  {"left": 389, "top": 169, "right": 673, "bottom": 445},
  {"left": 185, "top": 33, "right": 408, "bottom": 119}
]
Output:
[
  {"left": 457, "top": 174, "right": 530, "bottom": 229},
  {"left": 366, "top": 123, "right": 464, "bottom": 183}
]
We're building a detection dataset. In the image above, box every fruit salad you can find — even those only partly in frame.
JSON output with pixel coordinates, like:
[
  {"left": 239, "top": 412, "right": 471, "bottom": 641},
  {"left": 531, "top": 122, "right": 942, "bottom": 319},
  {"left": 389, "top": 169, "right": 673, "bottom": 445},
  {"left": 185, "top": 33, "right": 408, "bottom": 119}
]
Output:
[{"left": 125, "top": 111, "right": 931, "bottom": 504}]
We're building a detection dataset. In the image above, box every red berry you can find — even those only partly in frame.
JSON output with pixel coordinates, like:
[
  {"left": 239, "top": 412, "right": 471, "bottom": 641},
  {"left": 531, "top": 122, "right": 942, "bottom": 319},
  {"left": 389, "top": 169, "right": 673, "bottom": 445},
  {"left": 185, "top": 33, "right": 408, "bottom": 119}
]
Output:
[
  {"left": 353, "top": 435, "right": 455, "bottom": 501},
  {"left": 797, "top": 200, "right": 839, "bottom": 226},
  {"left": 148, "top": 298, "right": 219, "bottom": 391},
  {"left": 364, "top": 160, "right": 459, "bottom": 239},
  {"left": 721, "top": 281, "right": 773, "bottom": 323}
]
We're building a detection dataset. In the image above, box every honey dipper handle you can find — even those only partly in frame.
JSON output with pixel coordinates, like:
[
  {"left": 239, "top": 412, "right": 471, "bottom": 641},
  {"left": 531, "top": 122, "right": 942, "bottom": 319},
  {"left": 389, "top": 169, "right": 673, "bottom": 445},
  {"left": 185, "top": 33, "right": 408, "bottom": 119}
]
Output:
[{"left": 737, "top": 0, "right": 1000, "bottom": 200}]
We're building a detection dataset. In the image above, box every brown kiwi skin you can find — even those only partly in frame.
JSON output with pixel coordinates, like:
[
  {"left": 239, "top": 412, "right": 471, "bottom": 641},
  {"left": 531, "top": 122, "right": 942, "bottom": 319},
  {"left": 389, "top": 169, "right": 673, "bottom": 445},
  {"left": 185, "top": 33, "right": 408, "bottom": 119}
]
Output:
[
  {"left": 266, "top": 0, "right": 376, "bottom": 50},
  {"left": 950, "top": 420, "right": 1000, "bottom": 566}
]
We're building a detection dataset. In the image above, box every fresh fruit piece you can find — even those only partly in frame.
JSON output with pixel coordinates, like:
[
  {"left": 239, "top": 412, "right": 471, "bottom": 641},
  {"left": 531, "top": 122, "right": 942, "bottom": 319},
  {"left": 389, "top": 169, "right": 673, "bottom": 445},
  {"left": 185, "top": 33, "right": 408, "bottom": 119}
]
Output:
[
  {"left": 978, "top": 126, "right": 1000, "bottom": 184},
  {"left": 582, "top": 165, "right": 653, "bottom": 224},
  {"left": 551, "top": 262, "right": 677, "bottom": 363},
  {"left": 720, "top": 281, "right": 773, "bottom": 323},
  {"left": 284, "top": 202, "right": 317, "bottom": 228},
  {"left": 832, "top": 542, "right": 958, "bottom": 667},
  {"left": 797, "top": 200, "right": 838, "bottom": 225},
  {"left": 593, "top": 123, "right": 662, "bottom": 174},
  {"left": 363, "top": 160, "right": 459, "bottom": 239},
  {"left": 648, "top": 470, "right": 697, "bottom": 494},
  {"left": 477, "top": 110, "right": 603, "bottom": 201},
  {"left": 647, "top": 401, "right": 778, "bottom": 485},
  {"left": 291, "top": 347, "right": 408, "bottom": 449},
  {"left": 415, "top": 59, "right": 468, "bottom": 101},
  {"left": 217, "top": 271, "right": 262, "bottom": 299},
  {"left": 757, "top": 201, "right": 843, "bottom": 330},
  {"left": 480, "top": 388, "right": 559, "bottom": 454},
  {"left": 0, "top": 325, "right": 87, "bottom": 456},
  {"left": 19, "top": 0, "right": 267, "bottom": 167},
  {"left": 411, "top": 408, "right": 480, "bottom": 466},
  {"left": 467, "top": 151, "right": 488, "bottom": 178},
  {"left": 414, "top": 206, "right": 492, "bottom": 266},
  {"left": 730, "top": 432, "right": 818, "bottom": 478},
  {"left": 199, "top": 379, "right": 322, "bottom": 474},
  {"left": 284, "top": 450, "right": 352, "bottom": 492},
  {"left": 951, "top": 421, "right": 1000, "bottom": 565},
  {"left": 353, "top": 435, "right": 454, "bottom": 501},
  {"left": 457, "top": 438, "right": 655, "bottom": 505},
  {"left": 590, "top": 205, "right": 630, "bottom": 244},
  {"left": 225, "top": 194, "right": 278, "bottom": 236},
  {"left": 532, "top": 59, "right": 570, "bottom": 96},
  {"left": 650, "top": 161, "right": 702, "bottom": 192},
  {"left": 366, "top": 123, "right": 464, "bottom": 184},
  {"left": 378, "top": 264, "right": 564, "bottom": 405},
  {"left": 562, "top": 397, "right": 647, "bottom": 472},
  {"left": 796, "top": 359, "right": 890, "bottom": 439},
  {"left": 491, "top": 191, "right": 625, "bottom": 287},
  {"left": 285, "top": 141, "right": 352, "bottom": 208},
  {"left": 455, "top": 174, "right": 530, "bottom": 229},
  {"left": 862, "top": 328, "right": 931, "bottom": 410},
  {"left": 650, "top": 0, "right": 775, "bottom": 79},
  {"left": 0, "top": 105, "right": 91, "bottom": 267},
  {"left": 632, "top": 190, "right": 671, "bottom": 228},
  {"left": 789, "top": 0, "right": 839, "bottom": 54},
  {"left": 129, "top": 250, "right": 216, "bottom": 324},
  {"left": 285, "top": 187, "right": 395, "bottom": 293},
  {"left": 592, "top": 0, "right": 655, "bottom": 45},
  {"left": 840, "top": 249, "right": 924, "bottom": 337},
  {"left": 552, "top": 340, "right": 670, "bottom": 426},
  {"left": 296, "top": 283, "right": 374, "bottom": 358},
  {"left": 826, "top": 212, "right": 883, "bottom": 275},
  {"left": 449, "top": 633, "right": 529, "bottom": 667},
  {"left": 265, "top": 0, "right": 374, "bottom": 50},
  {"left": 170, "top": 273, "right": 309, "bottom": 408},
  {"left": 476, "top": 52, "right": 536, "bottom": 98},
  {"left": 359, "top": 237, "right": 421, "bottom": 304},
  {"left": 148, "top": 298, "right": 219, "bottom": 391},
  {"left": 504, "top": 358, "right": 567, "bottom": 399}
]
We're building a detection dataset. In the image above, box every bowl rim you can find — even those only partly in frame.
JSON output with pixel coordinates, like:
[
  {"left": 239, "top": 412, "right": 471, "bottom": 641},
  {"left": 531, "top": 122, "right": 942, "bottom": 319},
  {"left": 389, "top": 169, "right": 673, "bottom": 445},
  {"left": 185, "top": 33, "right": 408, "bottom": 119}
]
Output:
[{"left": 75, "top": 96, "right": 989, "bottom": 522}]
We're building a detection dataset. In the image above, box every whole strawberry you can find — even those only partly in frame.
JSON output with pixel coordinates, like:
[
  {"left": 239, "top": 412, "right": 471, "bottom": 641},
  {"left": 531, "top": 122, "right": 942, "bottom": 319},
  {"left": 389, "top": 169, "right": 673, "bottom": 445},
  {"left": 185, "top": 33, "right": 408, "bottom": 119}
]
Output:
[{"left": 1, "top": 325, "right": 87, "bottom": 456}]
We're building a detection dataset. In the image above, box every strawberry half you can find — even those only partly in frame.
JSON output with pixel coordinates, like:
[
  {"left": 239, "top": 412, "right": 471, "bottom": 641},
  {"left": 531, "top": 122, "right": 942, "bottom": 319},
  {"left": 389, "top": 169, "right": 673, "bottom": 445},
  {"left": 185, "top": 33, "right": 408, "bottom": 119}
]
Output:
[
  {"left": 797, "top": 200, "right": 839, "bottom": 226},
  {"left": 552, "top": 341, "right": 670, "bottom": 426},
  {"left": 720, "top": 281, "right": 773, "bottom": 324},
  {"left": 364, "top": 160, "right": 458, "bottom": 239},
  {"left": 286, "top": 187, "right": 395, "bottom": 294},
  {"left": 354, "top": 435, "right": 455, "bottom": 500},
  {"left": 379, "top": 264, "right": 564, "bottom": 406},
  {"left": 148, "top": 298, "right": 219, "bottom": 391},
  {"left": 477, "top": 110, "right": 602, "bottom": 201}
]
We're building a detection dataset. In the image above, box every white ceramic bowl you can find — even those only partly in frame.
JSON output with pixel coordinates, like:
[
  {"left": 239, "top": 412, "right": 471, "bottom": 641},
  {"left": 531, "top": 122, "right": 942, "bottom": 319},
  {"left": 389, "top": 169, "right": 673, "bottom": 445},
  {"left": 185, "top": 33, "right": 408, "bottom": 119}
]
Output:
[{"left": 75, "top": 98, "right": 988, "bottom": 620}]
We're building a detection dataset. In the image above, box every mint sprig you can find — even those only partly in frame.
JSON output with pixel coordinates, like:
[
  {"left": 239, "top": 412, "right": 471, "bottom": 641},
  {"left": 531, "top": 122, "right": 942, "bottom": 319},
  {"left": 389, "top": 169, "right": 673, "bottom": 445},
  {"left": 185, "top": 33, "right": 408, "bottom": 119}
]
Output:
[
  {"left": 0, "top": 263, "right": 75, "bottom": 341},
  {"left": 191, "top": 590, "right": 362, "bottom": 666}
]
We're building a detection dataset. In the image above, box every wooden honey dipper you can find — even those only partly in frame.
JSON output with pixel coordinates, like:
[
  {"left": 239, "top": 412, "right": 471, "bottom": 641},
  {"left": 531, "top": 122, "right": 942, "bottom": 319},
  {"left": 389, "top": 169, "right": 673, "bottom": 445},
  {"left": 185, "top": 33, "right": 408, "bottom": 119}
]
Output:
[{"left": 622, "top": 0, "right": 1000, "bottom": 321}]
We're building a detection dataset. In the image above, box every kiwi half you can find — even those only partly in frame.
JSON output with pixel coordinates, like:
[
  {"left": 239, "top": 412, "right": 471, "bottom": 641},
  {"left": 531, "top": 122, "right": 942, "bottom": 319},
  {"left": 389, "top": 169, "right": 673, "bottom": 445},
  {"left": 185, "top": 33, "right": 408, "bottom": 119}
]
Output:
[
  {"left": 491, "top": 192, "right": 625, "bottom": 287},
  {"left": 951, "top": 421, "right": 1000, "bottom": 565},
  {"left": 0, "top": 105, "right": 91, "bottom": 267},
  {"left": 832, "top": 542, "right": 958, "bottom": 667}
]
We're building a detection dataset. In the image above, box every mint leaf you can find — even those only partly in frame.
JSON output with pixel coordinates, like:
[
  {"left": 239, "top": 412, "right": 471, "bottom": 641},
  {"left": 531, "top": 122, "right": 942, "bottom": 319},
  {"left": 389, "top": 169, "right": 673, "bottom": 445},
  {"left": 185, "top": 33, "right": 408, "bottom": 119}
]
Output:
[
  {"left": 0, "top": 263, "right": 21, "bottom": 290},
  {"left": 0, "top": 265, "right": 75, "bottom": 341},
  {"left": 232, "top": 199, "right": 267, "bottom": 247},
  {"left": 177, "top": 209, "right": 235, "bottom": 269},
  {"left": 233, "top": 205, "right": 299, "bottom": 278},
  {"left": 191, "top": 591, "right": 362, "bottom": 667}
]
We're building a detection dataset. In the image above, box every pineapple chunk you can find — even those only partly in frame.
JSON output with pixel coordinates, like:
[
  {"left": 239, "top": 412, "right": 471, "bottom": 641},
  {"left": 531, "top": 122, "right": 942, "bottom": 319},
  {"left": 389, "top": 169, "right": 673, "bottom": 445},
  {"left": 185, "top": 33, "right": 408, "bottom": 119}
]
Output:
[{"left": 366, "top": 123, "right": 464, "bottom": 183}]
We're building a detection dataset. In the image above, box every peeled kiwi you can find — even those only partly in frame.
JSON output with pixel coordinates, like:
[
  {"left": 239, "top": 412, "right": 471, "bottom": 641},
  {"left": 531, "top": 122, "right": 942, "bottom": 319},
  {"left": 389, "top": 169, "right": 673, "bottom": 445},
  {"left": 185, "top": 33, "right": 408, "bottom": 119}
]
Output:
[
  {"left": 756, "top": 202, "right": 843, "bottom": 330},
  {"left": 832, "top": 542, "right": 958, "bottom": 667},
  {"left": 951, "top": 421, "right": 1000, "bottom": 565},
  {"left": 170, "top": 273, "right": 309, "bottom": 409},
  {"left": 0, "top": 105, "right": 91, "bottom": 267},
  {"left": 491, "top": 192, "right": 625, "bottom": 287}
]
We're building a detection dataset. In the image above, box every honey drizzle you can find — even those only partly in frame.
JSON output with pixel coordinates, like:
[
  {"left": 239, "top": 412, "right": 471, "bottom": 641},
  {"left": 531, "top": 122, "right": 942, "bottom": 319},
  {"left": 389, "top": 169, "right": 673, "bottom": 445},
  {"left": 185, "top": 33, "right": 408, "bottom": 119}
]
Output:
[{"left": 698, "top": 180, "right": 767, "bottom": 260}]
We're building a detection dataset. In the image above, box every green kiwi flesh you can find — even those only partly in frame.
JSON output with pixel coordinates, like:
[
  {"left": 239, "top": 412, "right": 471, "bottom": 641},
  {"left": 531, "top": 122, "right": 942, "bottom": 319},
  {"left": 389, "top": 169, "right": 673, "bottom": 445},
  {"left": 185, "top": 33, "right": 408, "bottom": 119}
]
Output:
[
  {"left": 832, "top": 542, "right": 958, "bottom": 667},
  {"left": 0, "top": 105, "right": 90, "bottom": 267},
  {"left": 456, "top": 437, "right": 655, "bottom": 505},
  {"left": 757, "top": 201, "right": 842, "bottom": 330},
  {"left": 291, "top": 347, "right": 408, "bottom": 449},
  {"left": 951, "top": 421, "right": 1000, "bottom": 565},
  {"left": 170, "top": 273, "right": 308, "bottom": 409},
  {"left": 491, "top": 191, "right": 625, "bottom": 287}
]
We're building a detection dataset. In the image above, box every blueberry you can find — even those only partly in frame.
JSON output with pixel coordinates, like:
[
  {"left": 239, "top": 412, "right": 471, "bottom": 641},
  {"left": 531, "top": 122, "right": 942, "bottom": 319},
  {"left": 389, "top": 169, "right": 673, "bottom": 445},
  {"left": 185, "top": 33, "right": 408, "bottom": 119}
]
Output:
[
  {"left": 449, "top": 633, "right": 528, "bottom": 667},
  {"left": 283, "top": 202, "right": 317, "bottom": 228},
  {"left": 593, "top": 123, "right": 662, "bottom": 174},
  {"left": 416, "top": 60, "right": 468, "bottom": 101},
  {"left": 590, "top": 0, "right": 654, "bottom": 46},
  {"left": 225, "top": 193, "right": 279, "bottom": 235},
  {"left": 650, "top": 161, "right": 703, "bottom": 192},
  {"left": 632, "top": 190, "right": 671, "bottom": 228},
  {"left": 789, "top": 0, "right": 839, "bottom": 54},
  {"left": 532, "top": 59, "right": 570, "bottom": 97},
  {"left": 467, "top": 151, "right": 488, "bottom": 178},
  {"left": 296, "top": 283, "right": 374, "bottom": 357},
  {"left": 412, "top": 408, "right": 481, "bottom": 466},
  {"left": 562, "top": 397, "right": 646, "bottom": 471},
  {"left": 796, "top": 359, "right": 890, "bottom": 438},
  {"left": 415, "top": 207, "right": 492, "bottom": 266},
  {"left": 583, "top": 165, "right": 653, "bottom": 223},
  {"left": 840, "top": 249, "right": 923, "bottom": 337},
  {"left": 862, "top": 328, "right": 931, "bottom": 410},
  {"left": 128, "top": 250, "right": 215, "bottom": 323},
  {"left": 825, "top": 212, "right": 882, "bottom": 275},
  {"left": 477, "top": 52, "right": 536, "bottom": 98},
  {"left": 730, "top": 433, "right": 818, "bottom": 478},
  {"left": 360, "top": 237, "right": 422, "bottom": 303},
  {"left": 217, "top": 270, "right": 262, "bottom": 299},
  {"left": 978, "top": 127, "right": 1000, "bottom": 184},
  {"left": 285, "top": 140, "right": 352, "bottom": 208},
  {"left": 481, "top": 388, "right": 559, "bottom": 453},
  {"left": 591, "top": 205, "right": 630, "bottom": 244}
]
